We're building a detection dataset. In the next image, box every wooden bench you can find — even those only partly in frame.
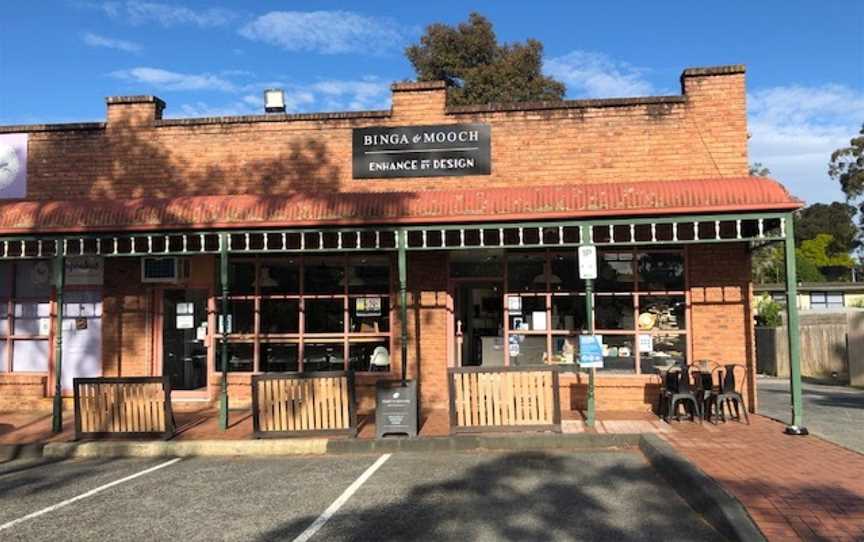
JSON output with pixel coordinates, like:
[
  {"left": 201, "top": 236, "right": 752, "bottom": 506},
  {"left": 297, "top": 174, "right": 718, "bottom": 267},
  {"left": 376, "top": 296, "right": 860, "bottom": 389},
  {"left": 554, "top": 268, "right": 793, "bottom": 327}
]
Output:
[
  {"left": 73, "top": 377, "right": 175, "bottom": 440},
  {"left": 448, "top": 366, "right": 561, "bottom": 433},
  {"left": 252, "top": 371, "right": 357, "bottom": 438}
]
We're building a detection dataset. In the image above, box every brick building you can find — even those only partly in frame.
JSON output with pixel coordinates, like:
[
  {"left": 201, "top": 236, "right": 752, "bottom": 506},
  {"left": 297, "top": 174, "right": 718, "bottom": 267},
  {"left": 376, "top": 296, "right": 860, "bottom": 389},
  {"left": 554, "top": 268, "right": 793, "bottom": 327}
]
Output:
[{"left": 0, "top": 65, "right": 802, "bottom": 422}]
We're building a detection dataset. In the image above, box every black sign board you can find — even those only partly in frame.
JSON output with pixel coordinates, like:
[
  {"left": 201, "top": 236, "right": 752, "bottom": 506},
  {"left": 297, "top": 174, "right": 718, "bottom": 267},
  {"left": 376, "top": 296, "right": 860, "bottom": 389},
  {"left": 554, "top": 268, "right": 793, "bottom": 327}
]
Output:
[
  {"left": 353, "top": 123, "right": 491, "bottom": 179},
  {"left": 375, "top": 380, "right": 418, "bottom": 438}
]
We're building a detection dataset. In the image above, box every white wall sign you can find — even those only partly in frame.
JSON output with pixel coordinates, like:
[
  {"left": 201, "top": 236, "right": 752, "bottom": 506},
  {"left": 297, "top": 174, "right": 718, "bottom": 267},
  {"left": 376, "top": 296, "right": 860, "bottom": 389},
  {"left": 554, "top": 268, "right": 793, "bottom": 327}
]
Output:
[
  {"left": 578, "top": 245, "right": 598, "bottom": 279},
  {"left": 0, "top": 133, "right": 27, "bottom": 199}
]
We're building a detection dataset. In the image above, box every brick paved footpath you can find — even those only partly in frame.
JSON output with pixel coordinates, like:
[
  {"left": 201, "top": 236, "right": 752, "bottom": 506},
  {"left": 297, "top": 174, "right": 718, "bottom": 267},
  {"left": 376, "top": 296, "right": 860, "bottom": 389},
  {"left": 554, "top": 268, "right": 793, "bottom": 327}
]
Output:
[{"left": 663, "top": 415, "right": 864, "bottom": 541}]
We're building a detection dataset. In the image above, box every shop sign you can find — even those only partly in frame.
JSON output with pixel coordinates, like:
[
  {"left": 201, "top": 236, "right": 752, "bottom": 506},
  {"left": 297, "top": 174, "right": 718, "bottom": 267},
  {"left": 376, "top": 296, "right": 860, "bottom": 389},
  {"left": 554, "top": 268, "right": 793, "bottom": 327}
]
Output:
[
  {"left": 579, "top": 335, "right": 604, "bottom": 368},
  {"left": 0, "top": 133, "right": 27, "bottom": 199},
  {"left": 355, "top": 297, "right": 382, "bottom": 317},
  {"left": 578, "top": 245, "right": 598, "bottom": 279},
  {"left": 66, "top": 257, "right": 104, "bottom": 286},
  {"left": 352, "top": 123, "right": 490, "bottom": 179}
]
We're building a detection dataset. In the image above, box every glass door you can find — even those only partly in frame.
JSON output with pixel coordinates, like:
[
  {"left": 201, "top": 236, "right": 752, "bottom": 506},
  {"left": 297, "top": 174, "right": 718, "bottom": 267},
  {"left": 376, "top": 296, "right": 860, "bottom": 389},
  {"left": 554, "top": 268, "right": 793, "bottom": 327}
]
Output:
[{"left": 162, "top": 289, "right": 208, "bottom": 391}]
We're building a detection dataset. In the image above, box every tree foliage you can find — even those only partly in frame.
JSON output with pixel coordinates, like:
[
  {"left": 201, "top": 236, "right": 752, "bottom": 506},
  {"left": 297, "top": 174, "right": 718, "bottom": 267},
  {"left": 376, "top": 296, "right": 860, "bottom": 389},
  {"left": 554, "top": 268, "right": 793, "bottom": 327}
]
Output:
[
  {"left": 749, "top": 162, "right": 771, "bottom": 177},
  {"left": 829, "top": 123, "right": 864, "bottom": 202},
  {"left": 405, "top": 13, "right": 566, "bottom": 106},
  {"left": 794, "top": 202, "right": 859, "bottom": 254}
]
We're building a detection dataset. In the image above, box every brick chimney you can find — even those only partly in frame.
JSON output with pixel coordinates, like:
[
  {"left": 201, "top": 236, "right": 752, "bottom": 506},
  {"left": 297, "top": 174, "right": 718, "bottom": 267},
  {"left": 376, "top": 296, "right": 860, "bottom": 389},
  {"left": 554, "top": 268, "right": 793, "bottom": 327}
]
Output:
[{"left": 105, "top": 95, "right": 165, "bottom": 127}]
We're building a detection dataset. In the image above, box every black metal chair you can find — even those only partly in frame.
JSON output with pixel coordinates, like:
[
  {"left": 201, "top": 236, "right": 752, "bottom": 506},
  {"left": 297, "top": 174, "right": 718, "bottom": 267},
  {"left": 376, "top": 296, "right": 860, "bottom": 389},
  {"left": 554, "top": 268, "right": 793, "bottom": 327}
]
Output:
[
  {"left": 662, "top": 366, "right": 701, "bottom": 422},
  {"left": 690, "top": 361, "right": 721, "bottom": 423},
  {"left": 708, "top": 364, "right": 750, "bottom": 425}
]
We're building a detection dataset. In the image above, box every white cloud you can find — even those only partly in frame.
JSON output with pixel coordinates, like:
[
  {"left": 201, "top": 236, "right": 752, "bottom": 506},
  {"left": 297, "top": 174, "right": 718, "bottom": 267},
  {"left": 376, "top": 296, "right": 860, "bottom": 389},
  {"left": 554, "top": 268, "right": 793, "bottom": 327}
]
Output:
[
  {"left": 82, "top": 32, "right": 142, "bottom": 53},
  {"left": 545, "top": 50, "right": 654, "bottom": 98},
  {"left": 110, "top": 67, "right": 237, "bottom": 92},
  {"left": 239, "top": 11, "right": 408, "bottom": 54},
  {"left": 96, "top": 1, "right": 235, "bottom": 27},
  {"left": 748, "top": 84, "right": 864, "bottom": 205}
]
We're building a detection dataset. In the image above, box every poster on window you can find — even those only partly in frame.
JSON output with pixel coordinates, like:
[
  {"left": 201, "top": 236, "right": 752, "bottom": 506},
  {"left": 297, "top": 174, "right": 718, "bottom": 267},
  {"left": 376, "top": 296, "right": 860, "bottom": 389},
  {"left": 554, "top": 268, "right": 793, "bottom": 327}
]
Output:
[
  {"left": 356, "top": 297, "right": 382, "bottom": 317},
  {"left": 507, "top": 296, "right": 522, "bottom": 315}
]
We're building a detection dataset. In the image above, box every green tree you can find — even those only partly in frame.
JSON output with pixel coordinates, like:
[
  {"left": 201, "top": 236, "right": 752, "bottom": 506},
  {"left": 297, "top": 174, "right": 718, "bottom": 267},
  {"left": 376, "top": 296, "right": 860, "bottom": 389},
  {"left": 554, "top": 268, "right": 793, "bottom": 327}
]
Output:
[
  {"left": 794, "top": 202, "right": 859, "bottom": 254},
  {"left": 829, "top": 123, "right": 864, "bottom": 203},
  {"left": 405, "top": 13, "right": 566, "bottom": 106}
]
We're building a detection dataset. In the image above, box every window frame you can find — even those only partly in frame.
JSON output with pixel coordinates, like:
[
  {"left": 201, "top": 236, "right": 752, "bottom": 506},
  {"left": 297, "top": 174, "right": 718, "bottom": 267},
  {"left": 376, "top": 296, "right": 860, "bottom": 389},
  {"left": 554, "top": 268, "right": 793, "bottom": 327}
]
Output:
[
  {"left": 214, "top": 254, "right": 394, "bottom": 374},
  {"left": 0, "top": 261, "right": 53, "bottom": 373},
  {"left": 494, "top": 248, "right": 690, "bottom": 374}
]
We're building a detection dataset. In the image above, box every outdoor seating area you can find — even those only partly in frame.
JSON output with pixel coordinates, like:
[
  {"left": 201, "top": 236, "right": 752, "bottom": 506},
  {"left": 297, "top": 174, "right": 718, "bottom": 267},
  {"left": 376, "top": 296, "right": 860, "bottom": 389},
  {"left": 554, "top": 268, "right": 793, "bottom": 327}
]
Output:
[{"left": 658, "top": 362, "right": 751, "bottom": 425}]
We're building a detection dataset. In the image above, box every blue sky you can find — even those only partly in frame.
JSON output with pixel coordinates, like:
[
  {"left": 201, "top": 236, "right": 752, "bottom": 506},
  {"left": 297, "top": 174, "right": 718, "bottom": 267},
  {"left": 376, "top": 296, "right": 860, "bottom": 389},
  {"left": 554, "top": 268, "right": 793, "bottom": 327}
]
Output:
[{"left": 1, "top": 1, "right": 862, "bottom": 205}]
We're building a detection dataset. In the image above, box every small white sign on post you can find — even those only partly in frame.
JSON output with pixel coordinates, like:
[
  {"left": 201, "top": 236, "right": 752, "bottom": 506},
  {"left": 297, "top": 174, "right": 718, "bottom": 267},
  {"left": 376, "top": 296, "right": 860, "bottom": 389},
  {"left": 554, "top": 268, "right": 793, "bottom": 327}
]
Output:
[{"left": 578, "top": 245, "right": 598, "bottom": 280}]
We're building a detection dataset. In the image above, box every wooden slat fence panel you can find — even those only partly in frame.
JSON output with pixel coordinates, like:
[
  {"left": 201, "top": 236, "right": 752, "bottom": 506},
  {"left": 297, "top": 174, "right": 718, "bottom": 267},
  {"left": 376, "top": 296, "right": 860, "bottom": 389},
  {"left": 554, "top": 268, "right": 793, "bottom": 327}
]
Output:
[
  {"left": 448, "top": 367, "right": 561, "bottom": 433},
  {"left": 252, "top": 371, "right": 357, "bottom": 438},
  {"left": 74, "top": 377, "right": 174, "bottom": 440}
]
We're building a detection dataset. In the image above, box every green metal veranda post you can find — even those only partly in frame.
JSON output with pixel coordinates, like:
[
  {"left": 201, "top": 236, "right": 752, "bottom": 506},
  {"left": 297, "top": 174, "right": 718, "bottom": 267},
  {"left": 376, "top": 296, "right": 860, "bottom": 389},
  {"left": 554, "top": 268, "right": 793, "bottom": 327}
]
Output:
[
  {"left": 51, "top": 255, "right": 65, "bottom": 433},
  {"left": 580, "top": 225, "right": 596, "bottom": 429},
  {"left": 783, "top": 213, "right": 806, "bottom": 433},
  {"left": 398, "top": 229, "right": 408, "bottom": 385},
  {"left": 219, "top": 232, "right": 229, "bottom": 430}
]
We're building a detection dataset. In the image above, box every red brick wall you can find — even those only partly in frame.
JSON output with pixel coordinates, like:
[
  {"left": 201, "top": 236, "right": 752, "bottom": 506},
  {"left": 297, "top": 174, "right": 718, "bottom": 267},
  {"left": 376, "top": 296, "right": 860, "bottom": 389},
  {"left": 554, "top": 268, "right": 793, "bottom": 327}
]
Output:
[
  {"left": 688, "top": 243, "right": 756, "bottom": 409},
  {"left": 102, "top": 259, "right": 154, "bottom": 377},
  {"left": 20, "top": 69, "right": 747, "bottom": 201}
]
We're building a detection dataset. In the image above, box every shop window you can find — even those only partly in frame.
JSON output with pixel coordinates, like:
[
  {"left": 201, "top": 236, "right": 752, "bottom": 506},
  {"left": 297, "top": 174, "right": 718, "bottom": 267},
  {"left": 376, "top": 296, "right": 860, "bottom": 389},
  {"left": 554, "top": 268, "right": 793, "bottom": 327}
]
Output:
[
  {"left": 495, "top": 248, "right": 688, "bottom": 375},
  {"left": 216, "top": 342, "right": 253, "bottom": 372},
  {"left": 260, "top": 343, "right": 299, "bottom": 372},
  {"left": 217, "top": 255, "right": 392, "bottom": 373},
  {"left": 509, "top": 334, "right": 546, "bottom": 366},
  {"left": 261, "top": 299, "right": 299, "bottom": 334},
  {"left": 349, "top": 339, "right": 390, "bottom": 372},
  {"left": 595, "top": 296, "right": 635, "bottom": 330},
  {"left": 349, "top": 256, "right": 390, "bottom": 294},
  {"left": 638, "top": 296, "right": 686, "bottom": 331},
  {"left": 305, "top": 299, "right": 344, "bottom": 333},
  {"left": 598, "top": 335, "right": 635, "bottom": 374},
  {"left": 551, "top": 296, "right": 586, "bottom": 332},
  {"left": 13, "top": 302, "right": 50, "bottom": 336},
  {"left": 228, "top": 262, "right": 256, "bottom": 295},
  {"left": 12, "top": 340, "right": 49, "bottom": 372},
  {"left": 595, "top": 252, "right": 634, "bottom": 292},
  {"left": 304, "top": 258, "right": 345, "bottom": 294},
  {"left": 507, "top": 295, "right": 546, "bottom": 331},
  {"left": 14, "top": 261, "right": 52, "bottom": 298},
  {"left": 638, "top": 252, "right": 685, "bottom": 291},
  {"left": 259, "top": 261, "right": 299, "bottom": 294},
  {"left": 0, "top": 341, "right": 6, "bottom": 373},
  {"left": 639, "top": 334, "right": 687, "bottom": 374},
  {"left": 221, "top": 300, "right": 254, "bottom": 335},
  {"left": 350, "top": 296, "right": 390, "bottom": 333},
  {"left": 507, "top": 253, "right": 546, "bottom": 292},
  {"left": 549, "top": 253, "right": 584, "bottom": 292},
  {"left": 303, "top": 342, "right": 344, "bottom": 372}
]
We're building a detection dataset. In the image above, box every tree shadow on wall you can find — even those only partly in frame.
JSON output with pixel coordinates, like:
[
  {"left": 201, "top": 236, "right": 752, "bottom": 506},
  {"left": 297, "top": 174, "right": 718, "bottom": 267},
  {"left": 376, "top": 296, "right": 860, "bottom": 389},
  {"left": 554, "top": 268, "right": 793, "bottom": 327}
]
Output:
[{"left": 22, "top": 116, "right": 417, "bottom": 232}]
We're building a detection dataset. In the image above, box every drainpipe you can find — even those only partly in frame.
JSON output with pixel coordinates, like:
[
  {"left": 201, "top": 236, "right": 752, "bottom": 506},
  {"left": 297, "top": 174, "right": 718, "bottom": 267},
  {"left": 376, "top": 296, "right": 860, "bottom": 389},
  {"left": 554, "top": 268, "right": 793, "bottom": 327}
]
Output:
[
  {"left": 51, "top": 254, "right": 65, "bottom": 433},
  {"left": 783, "top": 213, "right": 807, "bottom": 435},
  {"left": 219, "top": 233, "right": 229, "bottom": 430},
  {"left": 398, "top": 229, "right": 408, "bottom": 385}
]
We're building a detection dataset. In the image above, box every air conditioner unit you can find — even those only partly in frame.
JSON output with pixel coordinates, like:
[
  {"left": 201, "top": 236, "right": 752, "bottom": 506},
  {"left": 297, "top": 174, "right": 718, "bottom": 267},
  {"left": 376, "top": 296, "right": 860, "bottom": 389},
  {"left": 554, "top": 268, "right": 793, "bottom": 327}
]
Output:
[{"left": 141, "top": 257, "right": 190, "bottom": 283}]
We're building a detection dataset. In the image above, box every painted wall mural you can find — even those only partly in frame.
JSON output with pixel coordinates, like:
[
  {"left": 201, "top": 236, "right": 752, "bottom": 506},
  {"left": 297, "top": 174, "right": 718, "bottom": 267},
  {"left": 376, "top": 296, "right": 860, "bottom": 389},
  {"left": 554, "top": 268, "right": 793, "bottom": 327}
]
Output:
[{"left": 0, "top": 133, "right": 27, "bottom": 199}]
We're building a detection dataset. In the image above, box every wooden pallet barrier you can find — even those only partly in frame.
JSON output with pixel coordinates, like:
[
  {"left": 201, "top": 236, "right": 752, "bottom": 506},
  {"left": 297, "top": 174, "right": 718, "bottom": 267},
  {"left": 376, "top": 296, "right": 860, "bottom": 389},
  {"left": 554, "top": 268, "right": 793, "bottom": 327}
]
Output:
[
  {"left": 74, "top": 377, "right": 175, "bottom": 440},
  {"left": 252, "top": 371, "right": 357, "bottom": 438},
  {"left": 448, "top": 367, "right": 561, "bottom": 433}
]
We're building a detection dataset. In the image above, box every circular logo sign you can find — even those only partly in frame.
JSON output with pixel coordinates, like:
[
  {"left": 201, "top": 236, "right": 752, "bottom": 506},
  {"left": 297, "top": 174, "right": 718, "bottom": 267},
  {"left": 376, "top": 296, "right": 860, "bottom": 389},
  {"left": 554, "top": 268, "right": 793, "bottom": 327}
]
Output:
[{"left": 0, "top": 143, "right": 20, "bottom": 191}]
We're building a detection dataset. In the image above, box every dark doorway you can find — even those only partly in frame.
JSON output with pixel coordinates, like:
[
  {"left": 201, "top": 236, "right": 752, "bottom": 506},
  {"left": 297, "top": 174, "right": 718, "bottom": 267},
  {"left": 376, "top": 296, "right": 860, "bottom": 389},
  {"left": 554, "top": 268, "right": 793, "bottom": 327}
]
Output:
[
  {"left": 162, "top": 289, "right": 208, "bottom": 391},
  {"left": 454, "top": 281, "right": 503, "bottom": 366}
]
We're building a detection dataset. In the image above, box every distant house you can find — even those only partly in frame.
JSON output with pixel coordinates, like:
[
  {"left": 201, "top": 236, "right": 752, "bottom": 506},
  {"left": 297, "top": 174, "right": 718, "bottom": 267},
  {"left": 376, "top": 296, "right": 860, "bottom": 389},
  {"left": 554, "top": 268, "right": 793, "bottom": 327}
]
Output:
[{"left": 755, "top": 282, "right": 864, "bottom": 311}]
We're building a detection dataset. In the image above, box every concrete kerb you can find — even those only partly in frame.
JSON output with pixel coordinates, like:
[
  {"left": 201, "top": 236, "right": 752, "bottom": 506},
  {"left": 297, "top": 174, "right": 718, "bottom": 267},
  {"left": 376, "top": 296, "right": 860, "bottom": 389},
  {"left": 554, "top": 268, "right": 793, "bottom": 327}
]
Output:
[
  {"left": 639, "top": 434, "right": 766, "bottom": 542},
  {"left": 43, "top": 433, "right": 641, "bottom": 459},
  {"left": 0, "top": 443, "right": 45, "bottom": 463}
]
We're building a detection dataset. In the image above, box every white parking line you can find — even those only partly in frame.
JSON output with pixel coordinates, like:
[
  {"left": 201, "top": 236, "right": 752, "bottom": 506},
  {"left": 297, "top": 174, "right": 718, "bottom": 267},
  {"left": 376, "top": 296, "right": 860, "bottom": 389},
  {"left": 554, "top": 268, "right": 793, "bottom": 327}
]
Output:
[
  {"left": 293, "top": 453, "right": 392, "bottom": 542},
  {"left": 0, "top": 458, "right": 182, "bottom": 533}
]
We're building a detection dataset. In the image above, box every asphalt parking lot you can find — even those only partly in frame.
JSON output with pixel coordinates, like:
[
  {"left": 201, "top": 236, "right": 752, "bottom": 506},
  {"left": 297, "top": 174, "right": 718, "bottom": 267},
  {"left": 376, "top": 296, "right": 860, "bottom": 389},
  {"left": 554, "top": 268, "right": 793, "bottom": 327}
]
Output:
[{"left": 0, "top": 450, "right": 722, "bottom": 541}]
